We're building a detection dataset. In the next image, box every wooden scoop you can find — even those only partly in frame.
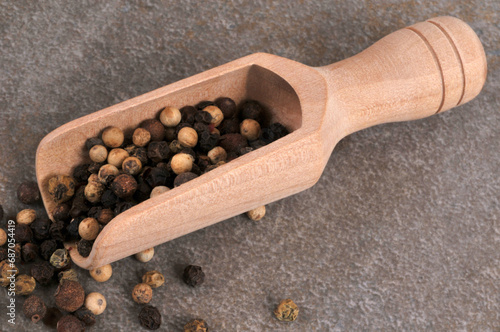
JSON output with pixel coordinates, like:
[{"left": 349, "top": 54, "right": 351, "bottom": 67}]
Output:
[{"left": 36, "top": 16, "right": 486, "bottom": 270}]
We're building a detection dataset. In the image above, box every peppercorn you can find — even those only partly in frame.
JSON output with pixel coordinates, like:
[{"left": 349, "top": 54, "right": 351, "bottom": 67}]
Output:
[
  {"left": 30, "top": 218, "right": 51, "bottom": 241},
  {"left": 183, "top": 265, "right": 205, "bottom": 287},
  {"left": 246, "top": 205, "right": 266, "bottom": 221},
  {"left": 132, "top": 283, "right": 153, "bottom": 304},
  {"left": 65, "top": 216, "right": 83, "bottom": 240},
  {"left": 194, "top": 110, "right": 213, "bottom": 124},
  {"left": 141, "top": 119, "right": 165, "bottom": 141},
  {"left": 274, "top": 299, "right": 299, "bottom": 321},
  {"left": 17, "top": 181, "right": 40, "bottom": 204},
  {"left": 0, "top": 260, "right": 19, "bottom": 287},
  {"left": 107, "top": 148, "right": 129, "bottom": 168},
  {"left": 142, "top": 270, "right": 165, "bottom": 288},
  {"left": 16, "top": 208, "right": 37, "bottom": 225},
  {"left": 57, "top": 315, "right": 85, "bottom": 332},
  {"left": 14, "top": 223, "right": 33, "bottom": 243},
  {"left": 240, "top": 118, "right": 261, "bottom": 141},
  {"left": 40, "top": 239, "right": 58, "bottom": 261},
  {"left": 169, "top": 139, "right": 183, "bottom": 153},
  {"left": 101, "top": 189, "right": 119, "bottom": 208},
  {"left": 85, "top": 137, "right": 104, "bottom": 150},
  {"left": 88, "top": 144, "right": 108, "bottom": 163},
  {"left": 89, "top": 264, "right": 112, "bottom": 282},
  {"left": 85, "top": 292, "right": 107, "bottom": 315},
  {"left": 207, "top": 146, "right": 227, "bottom": 164},
  {"left": 135, "top": 247, "right": 155, "bottom": 262},
  {"left": 23, "top": 295, "right": 47, "bottom": 323},
  {"left": 202, "top": 105, "right": 224, "bottom": 127},
  {"left": 70, "top": 187, "right": 91, "bottom": 218},
  {"left": 171, "top": 153, "right": 194, "bottom": 175},
  {"left": 72, "top": 308, "right": 95, "bottom": 327},
  {"left": 159, "top": 106, "right": 182, "bottom": 127},
  {"left": 219, "top": 133, "right": 248, "bottom": 153},
  {"left": 98, "top": 164, "right": 119, "bottom": 185},
  {"left": 215, "top": 97, "right": 237, "bottom": 119},
  {"left": 261, "top": 122, "right": 289, "bottom": 144},
  {"left": 58, "top": 269, "right": 79, "bottom": 284},
  {"left": 174, "top": 172, "right": 199, "bottom": 187},
  {"left": 131, "top": 146, "right": 149, "bottom": 165},
  {"left": 143, "top": 167, "right": 170, "bottom": 189},
  {"left": 178, "top": 127, "right": 198, "bottom": 148},
  {"left": 72, "top": 164, "right": 91, "bottom": 183},
  {"left": 88, "top": 162, "right": 103, "bottom": 175},
  {"left": 150, "top": 186, "right": 170, "bottom": 198},
  {"left": 184, "top": 319, "right": 209, "bottom": 332},
  {"left": 239, "top": 100, "right": 263, "bottom": 122},
  {"left": 48, "top": 175, "right": 76, "bottom": 204},
  {"left": 77, "top": 239, "right": 93, "bottom": 257},
  {"left": 146, "top": 141, "right": 169, "bottom": 163},
  {"left": 96, "top": 208, "right": 114, "bottom": 225},
  {"left": 15, "top": 274, "right": 36, "bottom": 295},
  {"left": 22, "top": 243, "right": 39, "bottom": 262},
  {"left": 49, "top": 220, "right": 67, "bottom": 242},
  {"left": 55, "top": 280, "right": 85, "bottom": 312},
  {"left": 219, "top": 118, "right": 240, "bottom": 135},
  {"left": 139, "top": 305, "right": 162, "bottom": 330},
  {"left": 110, "top": 174, "right": 137, "bottom": 198},
  {"left": 122, "top": 156, "right": 143, "bottom": 175},
  {"left": 101, "top": 126, "right": 124, "bottom": 148},
  {"left": 50, "top": 249, "right": 70, "bottom": 269},
  {"left": 0, "top": 248, "right": 6, "bottom": 261},
  {"left": 0, "top": 228, "right": 7, "bottom": 246},
  {"left": 77, "top": 217, "right": 100, "bottom": 241},
  {"left": 133, "top": 127, "right": 152, "bottom": 147},
  {"left": 181, "top": 105, "right": 197, "bottom": 124},
  {"left": 52, "top": 204, "right": 71, "bottom": 222},
  {"left": 114, "top": 201, "right": 135, "bottom": 215},
  {"left": 31, "top": 261, "right": 54, "bottom": 285}
]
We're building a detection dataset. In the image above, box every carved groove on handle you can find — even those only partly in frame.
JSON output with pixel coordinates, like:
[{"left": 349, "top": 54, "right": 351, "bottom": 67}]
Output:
[
  {"left": 405, "top": 26, "right": 446, "bottom": 114},
  {"left": 427, "top": 19, "right": 466, "bottom": 107}
]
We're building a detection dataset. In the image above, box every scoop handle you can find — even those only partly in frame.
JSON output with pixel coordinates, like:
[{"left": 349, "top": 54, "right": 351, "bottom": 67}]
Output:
[{"left": 319, "top": 16, "right": 487, "bottom": 134}]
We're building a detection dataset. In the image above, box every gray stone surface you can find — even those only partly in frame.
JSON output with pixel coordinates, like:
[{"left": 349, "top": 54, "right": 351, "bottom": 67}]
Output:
[{"left": 0, "top": 1, "right": 499, "bottom": 331}]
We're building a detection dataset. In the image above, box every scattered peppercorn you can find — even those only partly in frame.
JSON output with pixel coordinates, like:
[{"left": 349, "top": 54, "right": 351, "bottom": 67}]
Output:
[
  {"left": 141, "top": 119, "right": 165, "bottom": 141},
  {"left": 30, "top": 217, "right": 51, "bottom": 240},
  {"left": 50, "top": 249, "right": 70, "bottom": 269},
  {"left": 85, "top": 292, "right": 107, "bottom": 315},
  {"left": 74, "top": 307, "right": 96, "bottom": 326},
  {"left": 183, "top": 265, "right": 205, "bottom": 287},
  {"left": 84, "top": 178, "right": 106, "bottom": 203},
  {"left": 89, "top": 144, "right": 108, "bottom": 163},
  {"left": 16, "top": 209, "right": 37, "bottom": 225},
  {"left": 55, "top": 280, "right": 85, "bottom": 312},
  {"left": 58, "top": 269, "right": 79, "bottom": 284},
  {"left": 139, "top": 305, "right": 162, "bottom": 330},
  {"left": 78, "top": 217, "right": 100, "bottom": 241},
  {"left": 135, "top": 247, "right": 155, "bottom": 262},
  {"left": 77, "top": 239, "right": 93, "bottom": 257},
  {"left": 17, "top": 181, "right": 40, "bottom": 204},
  {"left": 48, "top": 175, "right": 76, "bottom": 204},
  {"left": 23, "top": 295, "right": 47, "bottom": 323},
  {"left": 15, "top": 274, "right": 36, "bottom": 295},
  {"left": 132, "top": 283, "right": 153, "bottom": 304},
  {"left": 56, "top": 314, "right": 85, "bottom": 332},
  {"left": 246, "top": 205, "right": 266, "bottom": 221},
  {"left": 184, "top": 319, "right": 209, "bottom": 332},
  {"left": 49, "top": 220, "right": 67, "bottom": 242},
  {"left": 21, "top": 243, "right": 39, "bottom": 262},
  {"left": 122, "top": 156, "right": 143, "bottom": 175},
  {"left": 31, "top": 261, "right": 55, "bottom": 285},
  {"left": 142, "top": 270, "right": 165, "bottom": 288},
  {"left": 89, "top": 264, "right": 112, "bottom": 282},
  {"left": 274, "top": 299, "right": 299, "bottom": 322},
  {"left": 160, "top": 106, "right": 182, "bottom": 127}
]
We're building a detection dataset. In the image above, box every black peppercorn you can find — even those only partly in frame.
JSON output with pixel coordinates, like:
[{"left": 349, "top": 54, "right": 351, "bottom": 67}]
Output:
[
  {"left": 52, "top": 204, "right": 71, "bottom": 222},
  {"left": 49, "top": 221, "right": 67, "bottom": 242},
  {"left": 194, "top": 110, "right": 213, "bottom": 124},
  {"left": 239, "top": 100, "right": 263, "bottom": 122},
  {"left": 14, "top": 223, "right": 33, "bottom": 243},
  {"left": 55, "top": 280, "right": 85, "bottom": 312},
  {"left": 40, "top": 239, "right": 58, "bottom": 261},
  {"left": 74, "top": 308, "right": 96, "bottom": 326},
  {"left": 69, "top": 187, "right": 90, "bottom": 218},
  {"left": 147, "top": 141, "right": 170, "bottom": 162},
  {"left": 144, "top": 167, "right": 169, "bottom": 188},
  {"left": 134, "top": 179, "right": 153, "bottom": 202},
  {"left": 111, "top": 174, "right": 138, "bottom": 198},
  {"left": 101, "top": 189, "right": 119, "bottom": 208},
  {"left": 219, "top": 133, "right": 248, "bottom": 153},
  {"left": 174, "top": 172, "right": 199, "bottom": 187},
  {"left": 22, "top": 243, "right": 39, "bottom": 262},
  {"left": 23, "top": 295, "right": 47, "bottom": 323},
  {"left": 215, "top": 96, "right": 237, "bottom": 119},
  {"left": 219, "top": 118, "right": 240, "bottom": 135},
  {"left": 180, "top": 105, "right": 197, "bottom": 124},
  {"left": 0, "top": 247, "right": 7, "bottom": 261},
  {"left": 31, "top": 261, "right": 55, "bottom": 285},
  {"left": 17, "top": 181, "right": 41, "bottom": 204},
  {"left": 138, "top": 305, "right": 162, "bottom": 330},
  {"left": 132, "top": 147, "right": 149, "bottom": 166},
  {"left": 183, "top": 265, "right": 205, "bottom": 287},
  {"left": 141, "top": 119, "right": 165, "bottom": 141},
  {"left": 30, "top": 218, "right": 51, "bottom": 241},
  {"left": 72, "top": 164, "right": 91, "bottom": 184},
  {"left": 66, "top": 216, "right": 84, "bottom": 240},
  {"left": 114, "top": 201, "right": 135, "bottom": 215},
  {"left": 77, "top": 239, "right": 93, "bottom": 257},
  {"left": 57, "top": 314, "right": 85, "bottom": 332}
]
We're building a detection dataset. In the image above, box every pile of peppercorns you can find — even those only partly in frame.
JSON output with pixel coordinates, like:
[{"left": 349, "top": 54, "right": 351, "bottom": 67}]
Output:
[{"left": 44, "top": 97, "right": 286, "bottom": 259}]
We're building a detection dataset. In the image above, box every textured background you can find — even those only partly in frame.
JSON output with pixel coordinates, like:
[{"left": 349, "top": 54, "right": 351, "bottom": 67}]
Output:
[{"left": 0, "top": 1, "right": 499, "bottom": 331}]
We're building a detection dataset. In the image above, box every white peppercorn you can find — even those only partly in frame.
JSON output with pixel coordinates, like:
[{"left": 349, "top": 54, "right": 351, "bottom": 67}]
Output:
[
  {"left": 107, "top": 148, "right": 129, "bottom": 168},
  {"left": 89, "top": 264, "right": 112, "bottom": 282},
  {"left": 160, "top": 106, "right": 182, "bottom": 127},
  {"left": 178, "top": 127, "right": 198, "bottom": 148},
  {"left": 135, "top": 247, "right": 154, "bottom": 262},
  {"left": 171, "top": 153, "right": 194, "bottom": 175},
  {"left": 101, "top": 126, "right": 124, "bottom": 148},
  {"left": 79, "top": 218, "right": 100, "bottom": 241},
  {"left": 16, "top": 209, "right": 36, "bottom": 225},
  {"left": 122, "top": 157, "right": 142, "bottom": 175},
  {"left": 203, "top": 105, "right": 224, "bottom": 127},
  {"left": 0, "top": 229, "right": 6, "bottom": 246},
  {"left": 97, "top": 164, "right": 119, "bottom": 185},
  {"left": 89, "top": 145, "right": 108, "bottom": 163},
  {"left": 85, "top": 292, "right": 107, "bottom": 315},
  {"left": 207, "top": 146, "right": 227, "bottom": 164},
  {"left": 246, "top": 205, "right": 266, "bottom": 221},
  {"left": 240, "top": 119, "right": 261, "bottom": 141},
  {"left": 132, "top": 128, "right": 151, "bottom": 147},
  {"left": 132, "top": 283, "right": 153, "bottom": 304}
]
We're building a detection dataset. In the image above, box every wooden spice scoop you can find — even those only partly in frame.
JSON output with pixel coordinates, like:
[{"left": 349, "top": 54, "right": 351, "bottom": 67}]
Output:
[{"left": 36, "top": 17, "right": 486, "bottom": 269}]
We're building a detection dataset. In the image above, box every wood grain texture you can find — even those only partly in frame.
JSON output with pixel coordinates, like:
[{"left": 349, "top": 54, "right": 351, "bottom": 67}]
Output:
[{"left": 36, "top": 16, "right": 486, "bottom": 270}]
